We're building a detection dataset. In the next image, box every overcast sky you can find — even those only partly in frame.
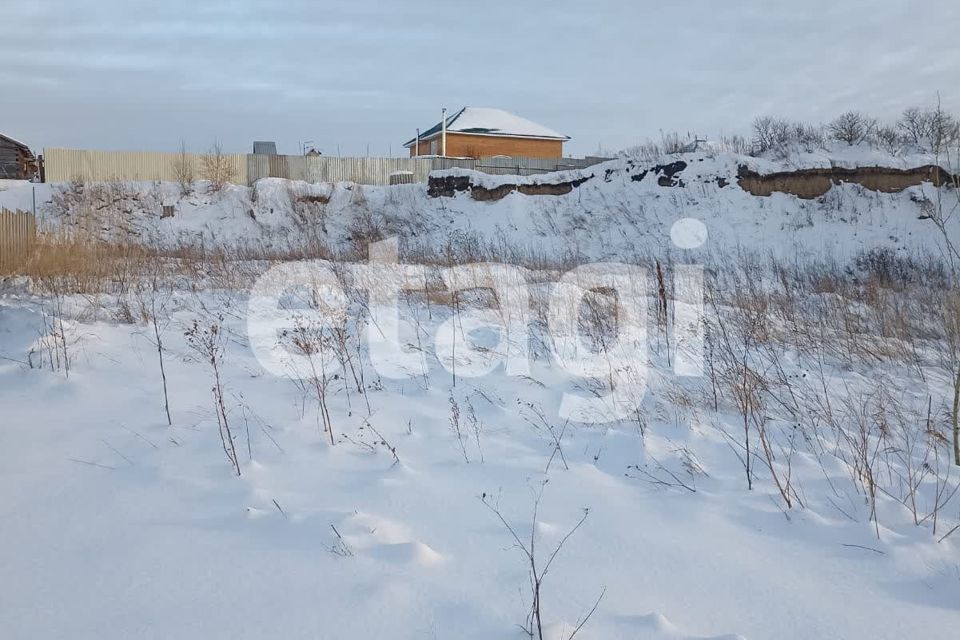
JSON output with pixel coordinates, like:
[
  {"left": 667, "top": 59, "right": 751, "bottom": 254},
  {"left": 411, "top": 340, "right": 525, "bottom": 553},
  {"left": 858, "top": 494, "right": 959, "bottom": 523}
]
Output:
[{"left": 4, "top": 0, "right": 959, "bottom": 157}]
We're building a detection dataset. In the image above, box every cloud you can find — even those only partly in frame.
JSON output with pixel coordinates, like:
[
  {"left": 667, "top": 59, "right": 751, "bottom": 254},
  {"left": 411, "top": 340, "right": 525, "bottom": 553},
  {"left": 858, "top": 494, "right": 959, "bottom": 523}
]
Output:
[{"left": 3, "top": 0, "right": 959, "bottom": 156}]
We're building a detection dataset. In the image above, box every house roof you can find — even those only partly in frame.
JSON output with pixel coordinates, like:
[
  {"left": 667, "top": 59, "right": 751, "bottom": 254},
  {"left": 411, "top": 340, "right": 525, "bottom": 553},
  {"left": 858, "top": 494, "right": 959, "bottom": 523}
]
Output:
[
  {"left": 404, "top": 107, "right": 569, "bottom": 147},
  {"left": 0, "top": 132, "right": 31, "bottom": 151},
  {"left": 253, "top": 140, "right": 278, "bottom": 155}
]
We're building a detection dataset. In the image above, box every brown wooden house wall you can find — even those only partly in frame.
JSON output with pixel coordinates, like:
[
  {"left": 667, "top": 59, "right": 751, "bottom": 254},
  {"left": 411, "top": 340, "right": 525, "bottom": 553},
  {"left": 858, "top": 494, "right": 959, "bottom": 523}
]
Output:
[
  {"left": 0, "top": 137, "right": 36, "bottom": 180},
  {"left": 409, "top": 133, "right": 564, "bottom": 159}
]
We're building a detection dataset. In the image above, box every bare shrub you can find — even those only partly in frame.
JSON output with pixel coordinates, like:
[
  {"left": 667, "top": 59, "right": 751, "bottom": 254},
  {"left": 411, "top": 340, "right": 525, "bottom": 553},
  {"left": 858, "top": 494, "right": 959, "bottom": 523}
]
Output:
[
  {"left": 185, "top": 316, "right": 240, "bottom": 475},
  {"left": 752, "top": 116, "right": 791, "bottom": 155},
  {"left": 200, "top": 140, "right": 236, "bottom": 193},
  {"left": 660, "top": 131, "right": 685, "bottom": 154},
  {"left": 897, "top": 105, "right": 960, "bottom": 153},
  {"left": 875, "top": 124, "right": 902, "bottom": 154},
  {"left": 519, "top": 401, "right": 570, "bottom": 475},
  {"left": 448, "top": 394, "right": 469, "bottom": 463},
  {"left": 839, "top": 389, "right": 884, "bottom": 536},
  {"left": 707, "top": 273, "right": 801, "bottom": 509},
  {"left": 286, "top": 316, "right": 338, "bottom": 446},
  {"left": 717, "top": 134, "right": 751, "bottom": 155},
  {"left": 945, "top": 291, "right": 960, "bottom": 465},
  {"left": 482, "top": 485, "right": 603, "bottom": 640},
  {"left": 346, "top": 206, "right": 385, "bottom": 258},
  {"left": 171, "top": 140, "right": 195, "bottom": 196},
  {"left": 792, "top": 121, "right": 827, "bottom": 150},
  {"left": 135, "top": 268, "right": 174, "bottom": 426},
  {"left": 751, "top": 117, "right": 825, "bottom": 156},
  {"left": 30, "top": 289, "right": 72, "bottom": 377},
  {"left": 853, "top": 247, "right": 948, "bottom": 289}
]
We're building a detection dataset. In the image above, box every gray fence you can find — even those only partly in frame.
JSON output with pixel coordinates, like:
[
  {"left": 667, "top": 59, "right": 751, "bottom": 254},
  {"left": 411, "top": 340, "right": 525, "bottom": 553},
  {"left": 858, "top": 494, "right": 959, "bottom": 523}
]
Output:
[
  {"left": 45, "top": 147, "right": 611, "bottom": 187},
  {"left": 467, "top": 156, "right": 605, "bottom": 176},
  {"left": 247, "top": 155, "right": 437, "bottom": 185},
  {"left": 247, "top": 155, "right": 609, "bottom": 184}
]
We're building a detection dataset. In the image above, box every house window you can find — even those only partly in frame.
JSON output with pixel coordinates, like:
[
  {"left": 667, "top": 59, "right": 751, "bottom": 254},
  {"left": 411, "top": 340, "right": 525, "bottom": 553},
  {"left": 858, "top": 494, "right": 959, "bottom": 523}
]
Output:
[{"left": 430, "top": 140, "right": 438, "bottom": 155}]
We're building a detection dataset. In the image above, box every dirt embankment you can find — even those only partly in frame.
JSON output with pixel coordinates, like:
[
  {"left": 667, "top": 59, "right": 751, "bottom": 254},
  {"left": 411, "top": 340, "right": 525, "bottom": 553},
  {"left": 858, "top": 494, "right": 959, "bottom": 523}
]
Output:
[
  {"left": 428, "top": 161, "right": 690, "bottom": 201},
  {"left": 427, "top": 161, "right": 958, "bottom": 202},
  {"left": 427, "top": 174, "right": 591, "bottom": 200},
  {"left": 737, "top": 165, "right": 957, "bottom": 199}
]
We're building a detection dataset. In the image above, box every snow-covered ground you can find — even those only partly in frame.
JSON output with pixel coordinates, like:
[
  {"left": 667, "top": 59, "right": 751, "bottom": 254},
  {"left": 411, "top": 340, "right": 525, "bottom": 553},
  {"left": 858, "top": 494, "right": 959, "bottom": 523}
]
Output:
[
  {"left": 0, "top": 179, "right": 31, "bottom": 192},
  {"left": 0, "top": 149, "right": 950, "bottom": 263},
  {"left": 1, "top": 150, "right": 959, "bottom": 639},
  {"left": 2, "top": 282, "right": 958, "bottom": 639}
]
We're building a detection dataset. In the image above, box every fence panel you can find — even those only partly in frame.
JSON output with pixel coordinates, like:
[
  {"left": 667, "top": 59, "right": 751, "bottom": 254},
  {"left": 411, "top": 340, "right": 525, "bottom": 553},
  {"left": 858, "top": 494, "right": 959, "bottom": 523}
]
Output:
[
  {"left": 0, "top": 208, "right": 37, "bottom": 275},
  {"left": 248, "top": 155, "right": 434, "bottom": 186},
  {"left": 245, "top": 155, "right": 604, "bottom": 184},
  {"left": 44, "top": 148, "right": 248, "bottom": 185},
  {"left": 470, "top": 156, "right": 605, "bottom": 176},
  {"left": 46, "top": 148, "right": 611, "bottom": 186},
  {"left": 429, "top": 158, "right": 477, "bottom": 173},
  {"left": 303, "top": 157, "right": 423, "bottom": 185},
  {"left": 247, "top": 154, "right": 271, "bottom": 183}
]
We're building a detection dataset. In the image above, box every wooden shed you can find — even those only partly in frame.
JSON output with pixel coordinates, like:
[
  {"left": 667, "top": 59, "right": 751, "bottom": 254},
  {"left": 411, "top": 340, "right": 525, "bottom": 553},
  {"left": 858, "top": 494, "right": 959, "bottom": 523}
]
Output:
[
  {"left": 0, "top": 133, "right": 37, "bottom": 180},
  {"left": 405, "top": 107, "right": 569, "bottom": 159}
]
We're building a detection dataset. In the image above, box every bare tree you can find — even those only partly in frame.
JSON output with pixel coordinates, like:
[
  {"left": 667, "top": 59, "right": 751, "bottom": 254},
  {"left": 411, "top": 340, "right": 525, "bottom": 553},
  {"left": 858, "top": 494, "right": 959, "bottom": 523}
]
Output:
[
  {"left": 828, "top": 111, "right": 877, "bottom": 146},
  {"left": 897, "top": 105, "right": 960, "bottom": 153},
  {"left": 898, "top": 106, "right": 928, "bottom": 148},
  {"left": 929, "top": 108, "right": 959, "bottom": 154},
  {"left": 753, "top": 116, "right": 791, "bottom": 155},
  {"left": 875, "top": 124, "right": 901, "bottom": 154}
]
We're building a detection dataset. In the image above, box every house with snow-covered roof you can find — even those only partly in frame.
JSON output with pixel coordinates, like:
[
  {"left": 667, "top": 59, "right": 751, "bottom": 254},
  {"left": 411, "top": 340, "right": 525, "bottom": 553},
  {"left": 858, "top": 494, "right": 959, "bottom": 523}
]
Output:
[
  {"left": 404, "top": 107, "right": 569, "bottom": 159},
  {"left": 0, "top": 132, "right": 37, "bottom": 180}
]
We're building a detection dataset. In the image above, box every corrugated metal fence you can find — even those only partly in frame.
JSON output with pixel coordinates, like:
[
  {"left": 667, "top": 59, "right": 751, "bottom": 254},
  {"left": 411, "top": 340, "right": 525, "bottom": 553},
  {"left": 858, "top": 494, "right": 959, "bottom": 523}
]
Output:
[
  {"left": 0, "top": 208, "right": 37, "bottom": 275},
  {"left": 44, "top": 148, "right": 248, "bottom": 185},
  {"left": 246, "top": 155, "right": 439, "bottom": 185},
  {"left": 44, "top": 148, "right": 610, "bottom": 186},
  {"left": 247, "top": 155, "right": 605, "bottom": 183}
]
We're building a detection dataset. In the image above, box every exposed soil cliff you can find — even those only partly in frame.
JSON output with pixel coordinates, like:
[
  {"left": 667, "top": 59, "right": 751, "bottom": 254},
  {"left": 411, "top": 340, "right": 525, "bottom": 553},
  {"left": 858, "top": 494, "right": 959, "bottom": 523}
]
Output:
[
  {"left": 428, "top": 160, "right": 957, "bottom": 202},
  {"left": 737, "top": 165, "right": 956, "bottom": 199},
  {"left": 427, "top": 174, "right": 591, "bottom": 200}
]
